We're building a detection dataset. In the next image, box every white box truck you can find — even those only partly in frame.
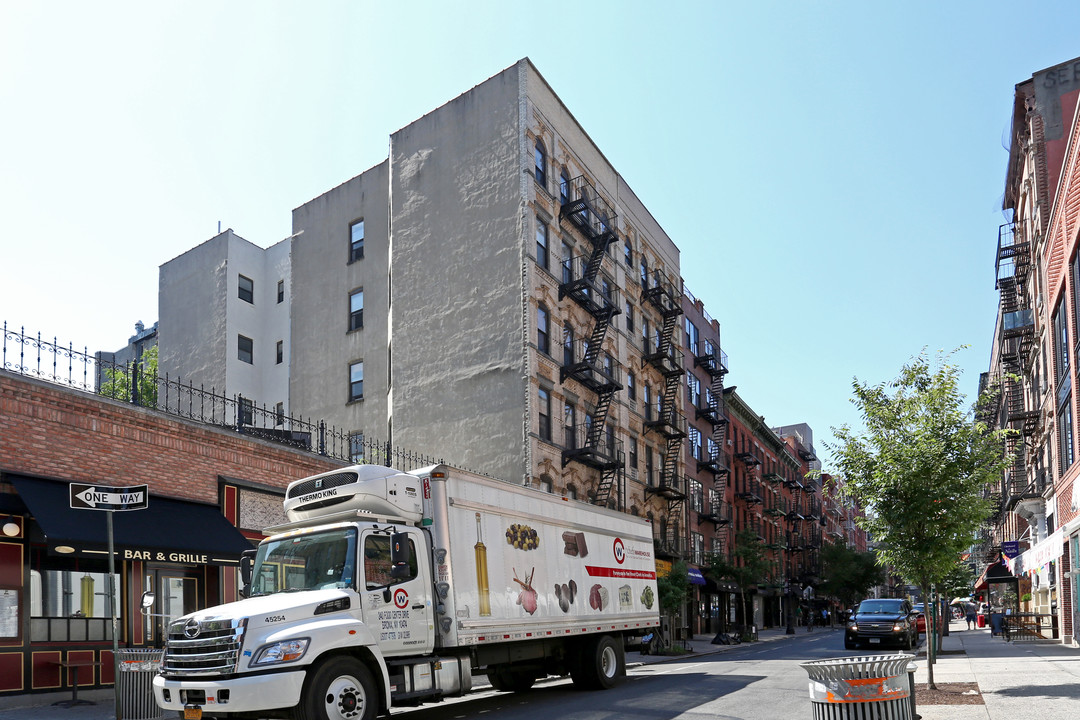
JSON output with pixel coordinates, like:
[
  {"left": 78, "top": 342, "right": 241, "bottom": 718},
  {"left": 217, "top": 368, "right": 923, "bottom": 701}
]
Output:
[{"left": 151, "top": 464, "right": 659, "bottom": 720}]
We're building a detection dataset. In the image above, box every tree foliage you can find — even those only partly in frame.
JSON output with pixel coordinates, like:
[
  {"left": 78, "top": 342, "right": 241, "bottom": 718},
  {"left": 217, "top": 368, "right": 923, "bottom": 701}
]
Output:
[
  {"left": 100, "top": 345, "right": 159, "bottom": 406},
  {"left": 817, "top": 540, "right": 885, "bottom": 610},
  {"left": 706, "top": 528, "right": 773, "bottom": 634},
  {"left": 826, "top": 349, "right": 1011, "bottom": 684},
  {"left": 656, "top": 559, "right": 690, "bottom": 616}
]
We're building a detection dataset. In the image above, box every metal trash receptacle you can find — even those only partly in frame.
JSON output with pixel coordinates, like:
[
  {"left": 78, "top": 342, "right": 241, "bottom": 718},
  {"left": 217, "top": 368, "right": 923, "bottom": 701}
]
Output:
[
  {"left": 800, "top": 653, "right": 914, "bottom": 719},
  {"left": 117, "top": 649, "right": 165, "bottom": 720}
]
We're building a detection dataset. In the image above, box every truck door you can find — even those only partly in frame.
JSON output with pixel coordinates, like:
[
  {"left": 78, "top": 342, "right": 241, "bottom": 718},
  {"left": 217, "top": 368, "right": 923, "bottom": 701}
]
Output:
[{"left": 360, "top": 528, "right": 433, "bottom": 655}]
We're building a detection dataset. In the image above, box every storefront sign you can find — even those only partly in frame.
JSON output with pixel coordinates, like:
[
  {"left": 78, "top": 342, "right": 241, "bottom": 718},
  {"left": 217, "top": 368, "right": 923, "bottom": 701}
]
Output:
[
  {"left": 1015, "top": 529, "right": 1064, "bottom": 574},
  {"left": 122, "top": 549, "right": 209, "bottom": 564}
]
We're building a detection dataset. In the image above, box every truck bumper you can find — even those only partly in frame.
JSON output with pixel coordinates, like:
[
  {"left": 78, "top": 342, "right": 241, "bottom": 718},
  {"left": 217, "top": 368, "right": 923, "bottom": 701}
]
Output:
[{"left": 153, "top": 670, "right": 305, "bottom": 715}]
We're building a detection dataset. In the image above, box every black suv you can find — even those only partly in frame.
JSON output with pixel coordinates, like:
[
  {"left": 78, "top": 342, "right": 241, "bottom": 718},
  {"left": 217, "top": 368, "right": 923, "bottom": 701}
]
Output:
[{"left": 845, "top": 598, "right": 918, "bottom": 650}]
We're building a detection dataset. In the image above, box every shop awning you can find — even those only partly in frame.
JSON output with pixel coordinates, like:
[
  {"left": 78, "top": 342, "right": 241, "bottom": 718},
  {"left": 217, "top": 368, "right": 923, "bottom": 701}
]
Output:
[
  {"left": 9, "top": 474, "right": 253, "bottom": 565},
  {"left": 688, "top": 567, "right": 706, "bottom": 585},
  {"left": 973, "top": 557, "right": 1017, "bottom": 591}
]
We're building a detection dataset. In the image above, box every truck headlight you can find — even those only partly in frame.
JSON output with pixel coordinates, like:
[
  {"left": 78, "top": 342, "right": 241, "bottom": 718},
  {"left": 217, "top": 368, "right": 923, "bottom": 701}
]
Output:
[
  {"left": 892, "top": 623, "right": 903, "bottom": 632},
  {"left": 251, "top": 638, "right": 310, "bottom": 666}
]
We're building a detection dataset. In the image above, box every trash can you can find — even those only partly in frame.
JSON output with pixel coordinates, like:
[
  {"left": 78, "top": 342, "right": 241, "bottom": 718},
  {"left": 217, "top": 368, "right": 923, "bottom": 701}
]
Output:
[
  {"left": 800, "top": 653, "right": 914, "bottom": 719},
  {"left": 116, "top": 649, "right": 165, "bottom": 720}
]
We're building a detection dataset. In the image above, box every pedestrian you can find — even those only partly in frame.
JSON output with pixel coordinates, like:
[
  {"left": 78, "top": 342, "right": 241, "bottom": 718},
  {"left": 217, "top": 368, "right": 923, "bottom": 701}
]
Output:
[{"left": 964, "top": 601, "right": 977, "bottom": 630}]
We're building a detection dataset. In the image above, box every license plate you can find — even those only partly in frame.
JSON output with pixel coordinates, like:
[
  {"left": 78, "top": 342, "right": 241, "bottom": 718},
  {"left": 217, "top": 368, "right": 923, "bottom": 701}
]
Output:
[
  {"left": 183, "top": 707, "right": 203, "bottom": 720},
  {"left": 869, "top": 638, "right": 881, "bottom": 644}
]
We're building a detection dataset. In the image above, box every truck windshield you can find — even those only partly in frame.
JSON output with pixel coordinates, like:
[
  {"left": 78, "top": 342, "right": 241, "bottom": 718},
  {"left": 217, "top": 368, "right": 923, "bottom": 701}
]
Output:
[{"left": 250, "top": 527, "right": 357, "bottom": 596}]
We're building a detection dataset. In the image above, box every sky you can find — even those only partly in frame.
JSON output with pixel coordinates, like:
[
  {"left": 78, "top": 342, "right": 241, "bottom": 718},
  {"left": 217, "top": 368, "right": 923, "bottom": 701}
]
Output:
[{"left": 2, "top": 1, "right": 1079, "bottom": 468}]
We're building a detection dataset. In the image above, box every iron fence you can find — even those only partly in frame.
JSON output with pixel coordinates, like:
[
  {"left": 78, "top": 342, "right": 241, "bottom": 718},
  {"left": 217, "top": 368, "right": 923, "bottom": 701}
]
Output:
[{"left": 2, "top": 322, "right": 450, "bottom": 473}]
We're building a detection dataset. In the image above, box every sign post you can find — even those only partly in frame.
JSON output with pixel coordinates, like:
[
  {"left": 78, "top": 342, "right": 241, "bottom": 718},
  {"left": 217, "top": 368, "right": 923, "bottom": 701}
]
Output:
[{"left": 70, "top": 483, "right": 148, "bottom": 720}]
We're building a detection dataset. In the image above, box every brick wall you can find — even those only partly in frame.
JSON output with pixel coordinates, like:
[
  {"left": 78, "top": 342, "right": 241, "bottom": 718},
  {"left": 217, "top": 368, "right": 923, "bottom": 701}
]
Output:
[{"left": 0, "top": 372, "right": 343, "bottom": 500}]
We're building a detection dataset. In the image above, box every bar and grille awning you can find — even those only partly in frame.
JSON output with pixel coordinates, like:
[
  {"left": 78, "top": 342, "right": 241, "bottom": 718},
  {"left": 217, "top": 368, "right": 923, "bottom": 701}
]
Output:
[{"left": 8, "top": 474, "right": 253, "bottom": 565}]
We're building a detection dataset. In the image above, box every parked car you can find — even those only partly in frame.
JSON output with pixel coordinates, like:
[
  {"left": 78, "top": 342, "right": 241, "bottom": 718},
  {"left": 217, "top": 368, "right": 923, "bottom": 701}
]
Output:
[
  {"left": 845, "top": 598, "right": 918, "bottom": 650},
  {"left": 913, "top": 603, "right": 926, "bottom": 633}
]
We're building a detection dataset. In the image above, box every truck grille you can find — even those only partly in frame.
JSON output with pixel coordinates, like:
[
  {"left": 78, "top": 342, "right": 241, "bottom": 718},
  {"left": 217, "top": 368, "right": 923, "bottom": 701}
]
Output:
[
  {"left": 161, "top": 617, "right": 247, "bottom": 677},
  {"left": 287, "top": 471, "right": 358, "bottom": 499}
]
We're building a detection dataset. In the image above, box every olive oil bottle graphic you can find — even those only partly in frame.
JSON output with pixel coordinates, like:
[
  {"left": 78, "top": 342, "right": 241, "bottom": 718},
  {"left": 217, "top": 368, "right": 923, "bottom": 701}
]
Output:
[{"left": 475, "top": 513, "right": 491, "bottom": 616}]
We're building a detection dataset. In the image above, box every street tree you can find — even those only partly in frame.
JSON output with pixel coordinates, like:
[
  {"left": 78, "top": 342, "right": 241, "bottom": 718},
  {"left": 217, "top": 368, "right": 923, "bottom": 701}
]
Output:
[
  {"left": 656, "top": 559, "right": 690, "bottom": 618},
  {"left": 826, "top": 349, "right": 1010, "bottom": 687},
  {"left": 817, "top": 539, "right": 885, "bottom": 612},
  {"left": 706, "top": 528, "right": 772, "bottom": 639}
]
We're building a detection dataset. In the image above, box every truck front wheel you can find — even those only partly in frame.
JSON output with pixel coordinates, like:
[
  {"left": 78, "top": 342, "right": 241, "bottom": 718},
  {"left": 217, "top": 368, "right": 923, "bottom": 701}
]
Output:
[
  {"left": 570, "top": 635, "right": 624, "bottom": 690},
  {"left": 296, "top": 657, "right": 378, "bottom": 720}
]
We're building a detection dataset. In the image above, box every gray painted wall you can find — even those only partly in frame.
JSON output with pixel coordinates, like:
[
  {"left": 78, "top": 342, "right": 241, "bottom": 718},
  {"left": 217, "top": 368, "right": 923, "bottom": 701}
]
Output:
[
  {"left": 291, "top": 161, "right": 391, "bottom": 442},
  {"left": 388, "top": 63, "right": 527, "bottom": 481}
]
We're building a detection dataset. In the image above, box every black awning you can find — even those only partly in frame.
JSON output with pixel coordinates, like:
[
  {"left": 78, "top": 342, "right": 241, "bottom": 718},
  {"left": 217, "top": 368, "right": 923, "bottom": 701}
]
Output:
[{"left": 9, "top": 474, "right": 253, "bottom": 565}]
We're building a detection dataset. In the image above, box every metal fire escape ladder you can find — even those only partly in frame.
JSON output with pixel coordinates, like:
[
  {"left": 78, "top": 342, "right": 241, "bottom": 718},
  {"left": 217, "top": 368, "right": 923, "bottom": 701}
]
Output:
[{"left": 558, "top": 176, "right": 624, "bottom": 509}]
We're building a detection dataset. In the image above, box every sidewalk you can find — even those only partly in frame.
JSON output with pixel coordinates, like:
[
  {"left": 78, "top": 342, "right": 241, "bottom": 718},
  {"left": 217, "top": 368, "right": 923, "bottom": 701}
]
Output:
[{"left": 1, "top": 621, "right": 1074, "bottom": 719}]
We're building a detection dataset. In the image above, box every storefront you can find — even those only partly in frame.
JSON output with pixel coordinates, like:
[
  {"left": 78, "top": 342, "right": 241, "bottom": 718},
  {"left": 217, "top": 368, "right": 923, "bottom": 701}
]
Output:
[{"left": 0, "top": 472, "right": 254, "bottom": 696}]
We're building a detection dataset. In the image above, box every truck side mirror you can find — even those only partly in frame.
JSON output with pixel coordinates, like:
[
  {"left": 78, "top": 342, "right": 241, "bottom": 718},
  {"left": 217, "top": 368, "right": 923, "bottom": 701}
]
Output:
[
  {"left": 239, "top": 549, "right": 257, "bottom": 597},
  {"left": 390, "top": 532, "right": 411, "bottom": 580},
  {"left": 141, "top": 591, "right": 155, "bottom": 611}
]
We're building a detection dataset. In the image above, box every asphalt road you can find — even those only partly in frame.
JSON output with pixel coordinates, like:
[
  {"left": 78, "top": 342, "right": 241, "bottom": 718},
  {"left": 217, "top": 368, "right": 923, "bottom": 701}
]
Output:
[{"left": 391, "top": 628, "right": 872, "bottom": 720}]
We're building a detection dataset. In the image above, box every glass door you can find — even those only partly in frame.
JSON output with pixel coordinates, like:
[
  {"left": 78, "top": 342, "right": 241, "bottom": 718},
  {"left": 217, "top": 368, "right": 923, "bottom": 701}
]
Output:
[{"left": 144, "top": 569, "right": 200, "bottom": 647}]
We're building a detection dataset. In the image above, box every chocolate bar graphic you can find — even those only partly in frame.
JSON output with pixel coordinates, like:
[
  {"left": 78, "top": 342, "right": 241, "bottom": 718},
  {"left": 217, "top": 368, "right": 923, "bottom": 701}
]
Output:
[{"left": 562, "top": 531, "right": 588, "bottom": 558}]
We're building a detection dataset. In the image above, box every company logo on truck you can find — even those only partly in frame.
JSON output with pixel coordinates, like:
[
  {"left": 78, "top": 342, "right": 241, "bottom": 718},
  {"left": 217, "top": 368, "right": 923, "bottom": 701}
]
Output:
[
  {"left": 299, "top": 488, "right": 339, "bottom": 502},
  {"left": 393, "top": 588, "right": 409, "bottom": 609},
  {"left": 613, "top": 538, "right": 626, "bottom": 564}
]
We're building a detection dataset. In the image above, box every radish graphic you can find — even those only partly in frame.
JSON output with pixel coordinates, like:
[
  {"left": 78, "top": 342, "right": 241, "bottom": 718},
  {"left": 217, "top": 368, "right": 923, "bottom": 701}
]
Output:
[{"left": 513, "top": 567, "right": 538, "bottom": 615}]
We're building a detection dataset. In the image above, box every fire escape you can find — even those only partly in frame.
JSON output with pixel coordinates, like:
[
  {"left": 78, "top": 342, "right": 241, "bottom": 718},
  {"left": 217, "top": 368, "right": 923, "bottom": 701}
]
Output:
[
  {"left": 559, "top": 176, "right": 624, "bottom": 508},
  {"left": 643, "top": 269, "right": 687, "bottom": 558},
  {"left": 995, "top": 220, "right": 1037, "bottom": 511},
  {"left": 694, "top": 341, "right": 730, "bottom": 555}
]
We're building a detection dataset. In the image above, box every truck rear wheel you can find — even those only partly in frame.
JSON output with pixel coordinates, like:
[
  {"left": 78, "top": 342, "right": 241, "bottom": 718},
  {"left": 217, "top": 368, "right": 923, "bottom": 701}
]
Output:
[
  {"left": 296, "top": 656, "right": 378, "bottom": 720},
  {"left": 570, "top": 635, "right": 624, "bottom": 690}
]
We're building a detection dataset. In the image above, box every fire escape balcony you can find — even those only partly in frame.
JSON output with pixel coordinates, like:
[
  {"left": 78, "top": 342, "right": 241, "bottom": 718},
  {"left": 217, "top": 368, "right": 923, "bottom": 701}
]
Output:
[
  {"left": 646, "top": 470, "right": 686, "bottom": 501},
  {"left": 644, "top": 408, "right": 687, "bottom": 440},
  {"left": 736, "top": 478, "right": 763, "bottom": 505},
  {"left": 697, "top": 498, "right": 732, "bottom": 527},
  {"left": 692, "top": 340, "right": 728, "bottom": 377},
  {"left": 695, "top": 396, "right": 725, "bottom": 425},
  {"left": 558, "top": 255, "right": 622, "bottom": 320},
  {"left": 744, "top": 516, "right": 766, "bottom": 542},
  {"left": 735, "top": 449, "right": 761, "bottom": 468},
  {"left": 653, "top": 529, "right": 684, "bottom": 560},
  {"left": 763, "top": 471, "right": 783, "bottom": 485},
  {"left": 804, "top": 497, "right": 821, "bottom": 520},
  {"left": 765, "top": 494, "right": 788, "bottom": 517},
  {"left": 995, "top": 220, "right": 1030, "bottom": 291},
  {"left": 642, "top": 269, "right": 682, "bottom": 319},
  {"left": 783, "top": 474, "right": 804, "bottom": 490},
  {"left": 561, "top": 175, "right": 618, "bottom": 247},
  {"left": 561, "top": 423, "right": 623, "bottom": 472},
  {"left": 696, "top": 446, "right": 725, "bottom": 476},
  {"left": 642, "top": 337, "right": 684, "bottom": 378},
  {"left": 797, "top": 445, "right": 817, "bottom": 463},
  {"left": 560, "top": 339, "right": 622, "bottom": 394}
]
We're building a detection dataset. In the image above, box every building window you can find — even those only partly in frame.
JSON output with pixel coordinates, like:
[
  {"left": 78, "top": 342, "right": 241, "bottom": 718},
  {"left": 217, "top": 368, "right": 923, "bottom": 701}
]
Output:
[
  {"left": 566, "top": 485, "right": 577, "bottom": 500},
  {"left": 536, "top": 218, "right": 549, "bottom": 271},
  {"left": 689, "top": 426, "right": 702, "bottom": 461},
  {"left": 642, "top": 318, "right": 650, "bottom": 354},
  {"left": 540, "top": 477, "right": 553, "bottom": 493},
  {"left": 687, "top": 372, "right": 701, "bottom": 407},
  {"left": 629, "top": 436, "right": 638, "bottom": 469},
  {"left": 689, "top": 479, "right": 703, "bottom": 512},
  {"left": 534, "top": 138, "right": 547, "bottom": 188},
  {"left": 640, "top": 258, "right": 648, "bottom": 288},
  {"left": 274, "top": 402, "right": 285, "bottom": 426},
  {"left": 685, "top": 319, "right": 699, "bottom": 350},
  {"left": 1060, "top": 401, "right": 1074, "bottom": 471},
  {"left": 559, "top": 169, "right": 569, "bottom": 205},
  {"left": 627, "top": 371, "right": 636, "bottom": 401},
  {"left": 350, "top": 289, "right": 364, "bottom": 331},
  {"left": 644, "top": 384, "right": 652, "bottom": 420},
  {"left": 238, "top": 334, "right": 253, "bottom": 364},
  {"left": 277, "top": 280, "right": 284, "bottom": 304},
  {"left": 349, "top": 361, "right": 364, "bottom": 401},
  {"left": 561, "top": 241, "right": 573, "bottom": 283},
  {"left": 238, "top": 396, "right": 254, "bottom": 426},
  {"left": 624, "top": 239, "right": 633, "bottom": 266},
  {"left": 563, "top": 323, "right": 575, "bottom": 366},
  {"left": 349, "top": 432, "right": 365, "bottom": 463},
  {"left": 645, "top": 446, "right": 654, "bottom": 486},
  {"left": 564, "top": 402, "right": 576, "bottom": 449},
  {"left": 538, "top": 387, "right": 552, "bottom": 441},
  {"left": 276, "top": 340, "right": 283, "bottom": 364},
  {"left": 537, "top": 305, "right": 550, "bottom": 355},
  {"left": 625, "top": 301, "right": 634, "bottom": 334},
  {"left": 350, "top": 219, "right": 364, "bottom": 262},
  {"left": 238, "top": 275, "right": 254, "bottom": 304},
  {"left": 1054, "top": 299, "right": 1069, "bottom": 381}
]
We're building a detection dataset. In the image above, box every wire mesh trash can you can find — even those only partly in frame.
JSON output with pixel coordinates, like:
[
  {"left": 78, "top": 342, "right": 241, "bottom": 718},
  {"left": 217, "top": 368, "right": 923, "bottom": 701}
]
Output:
[
  {"left": 800, "top": 654, "right": 914, "bottom": 719},
  {"left": 117, "top": 649, "right": 165, "bottom": 720}
]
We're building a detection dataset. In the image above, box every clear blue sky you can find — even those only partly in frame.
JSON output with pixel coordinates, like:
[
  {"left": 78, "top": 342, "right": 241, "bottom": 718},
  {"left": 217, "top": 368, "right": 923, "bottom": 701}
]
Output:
[{"left": 3, "top": 1, "right": 1079, "bottom": 466}]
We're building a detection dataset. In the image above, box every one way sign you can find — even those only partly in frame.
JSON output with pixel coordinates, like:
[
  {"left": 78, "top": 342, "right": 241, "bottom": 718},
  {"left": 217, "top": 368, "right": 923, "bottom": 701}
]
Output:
[{"left": 70, "top": 483, "right": 149, "bottom": 511}]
